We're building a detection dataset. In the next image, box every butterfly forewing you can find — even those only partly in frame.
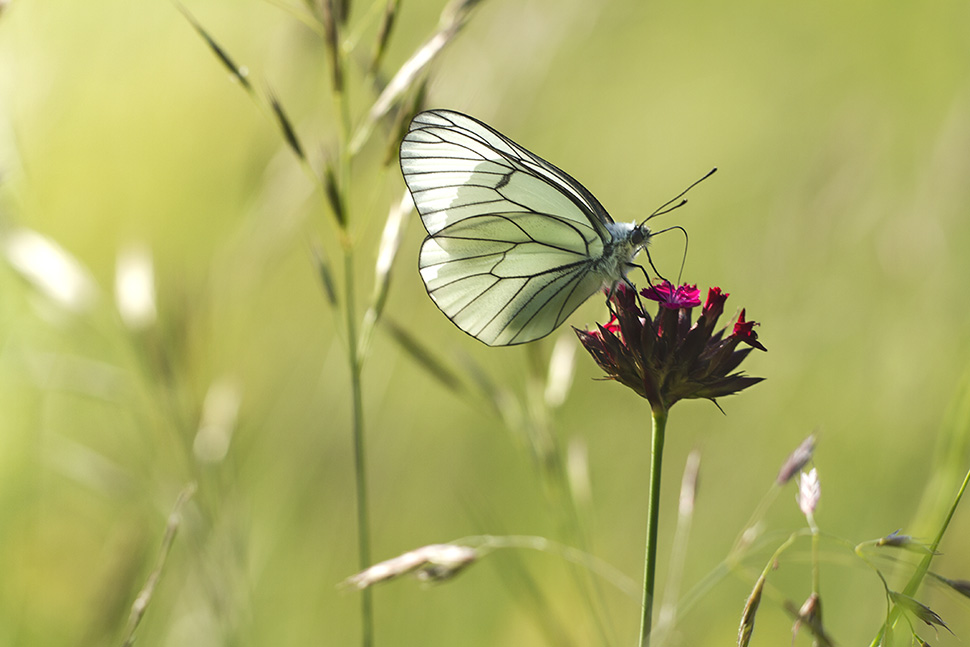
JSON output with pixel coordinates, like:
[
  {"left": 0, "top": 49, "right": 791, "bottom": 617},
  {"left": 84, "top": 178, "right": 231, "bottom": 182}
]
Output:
[{"left": 402, "top": 109, "right": 622, "bottom": 346}]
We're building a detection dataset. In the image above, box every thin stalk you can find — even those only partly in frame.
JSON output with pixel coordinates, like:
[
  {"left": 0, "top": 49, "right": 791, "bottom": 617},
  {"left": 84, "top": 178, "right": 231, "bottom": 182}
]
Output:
[
  {"left": 329, "top": 24, "right": 372, "bottom": 643},
  {"left": 639, "top": 404, "right": 668, "bottom": 647},
  {"left": 345, "top": 250, "right": 374, "bottom": 647}
]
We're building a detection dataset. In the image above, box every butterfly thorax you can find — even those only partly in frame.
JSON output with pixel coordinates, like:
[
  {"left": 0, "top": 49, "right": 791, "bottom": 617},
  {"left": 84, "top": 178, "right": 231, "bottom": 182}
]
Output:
[{"left": 594, "top": 222, "right": 651, "bottom": 285}]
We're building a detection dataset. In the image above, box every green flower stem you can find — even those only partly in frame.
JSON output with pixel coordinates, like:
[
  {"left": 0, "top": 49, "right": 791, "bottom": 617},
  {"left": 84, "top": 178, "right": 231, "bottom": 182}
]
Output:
[{"left": 639, "top": 404, "right": 668, "bottom": 647}]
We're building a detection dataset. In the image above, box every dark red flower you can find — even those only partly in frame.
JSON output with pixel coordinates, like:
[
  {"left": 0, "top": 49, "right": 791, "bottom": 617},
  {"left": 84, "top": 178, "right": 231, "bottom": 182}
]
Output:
[
  {"left": 575, "top": 282, "right": 765, "bottom": 410},
  {"left": 732, "top": 309, "right": 767, "bottom": 351},
  {"left": 642, "top": 281, "right": 702, "bottom": 309},
  {"left": 703, "top": 287, "right": 728, "bottom": 320}
]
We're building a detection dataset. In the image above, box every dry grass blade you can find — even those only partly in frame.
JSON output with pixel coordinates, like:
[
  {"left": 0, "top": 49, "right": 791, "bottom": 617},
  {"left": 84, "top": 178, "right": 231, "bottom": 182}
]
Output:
[
  {"left": 268, "top": 90, "right": 306, "bottom": 161},
  {"left": 344, "top": 544, "right": 478, "bottom": 590},
  {"left": 351, "top": 0, "right": 485, "bottom": 153},
  {"left": 176, "top": 4, "right": 252, "bottom": 92},
  {"left": 121, "top": 483, "right": 197, "bottom": 647}
]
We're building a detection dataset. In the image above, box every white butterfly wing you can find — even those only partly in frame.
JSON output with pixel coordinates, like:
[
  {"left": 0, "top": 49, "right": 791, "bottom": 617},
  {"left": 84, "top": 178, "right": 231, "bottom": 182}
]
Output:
[{"left": 401, "top": 109, "right": 617, "bottom": 346}]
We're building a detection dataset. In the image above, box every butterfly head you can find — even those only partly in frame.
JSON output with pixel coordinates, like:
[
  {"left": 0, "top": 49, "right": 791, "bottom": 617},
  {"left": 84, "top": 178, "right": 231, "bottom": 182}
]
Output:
[{"left": 631, "top": 224, "right": 651, "bottom": 248}]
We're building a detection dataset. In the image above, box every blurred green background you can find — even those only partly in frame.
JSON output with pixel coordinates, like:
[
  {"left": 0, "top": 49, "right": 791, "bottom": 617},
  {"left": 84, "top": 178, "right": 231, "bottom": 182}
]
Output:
[{"left": 1, "top": 0, "right": 969, "bottom": 645}]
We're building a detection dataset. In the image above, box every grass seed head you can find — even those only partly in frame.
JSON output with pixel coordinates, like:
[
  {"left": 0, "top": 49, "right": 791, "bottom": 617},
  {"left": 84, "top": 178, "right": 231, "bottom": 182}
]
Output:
[
  {"left": 737, "top": 573, "right": 765, "bottom": 647},
  {"left": 789, "top": 593, "right": 834, "bottom": 647},
  {"left": 777, "top": 434, "right": 816, "bottom": 484},
  {"left": 797, "top": 468, "right": 821, "bottom": 518},
  {"left": 889, "top": 591, "right": 952, "bottom": 635}
]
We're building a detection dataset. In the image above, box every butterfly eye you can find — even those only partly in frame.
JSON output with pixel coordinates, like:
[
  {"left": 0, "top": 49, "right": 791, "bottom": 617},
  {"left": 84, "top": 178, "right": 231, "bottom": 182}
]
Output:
[{"left": 632, "top": 226, "right": 650, "bottom": 246}]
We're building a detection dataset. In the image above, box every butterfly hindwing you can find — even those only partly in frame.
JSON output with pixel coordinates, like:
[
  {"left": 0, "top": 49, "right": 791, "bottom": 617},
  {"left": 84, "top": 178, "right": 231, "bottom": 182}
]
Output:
[{"left": 418, "top": 213, "right": 608, "bottom": 345}]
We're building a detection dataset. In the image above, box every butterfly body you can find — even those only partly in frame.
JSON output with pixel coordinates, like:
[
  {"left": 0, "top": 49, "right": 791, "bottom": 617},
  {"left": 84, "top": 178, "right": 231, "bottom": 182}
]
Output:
[{"left": 401, "top": 110, "right": 652, "bottom": 346}]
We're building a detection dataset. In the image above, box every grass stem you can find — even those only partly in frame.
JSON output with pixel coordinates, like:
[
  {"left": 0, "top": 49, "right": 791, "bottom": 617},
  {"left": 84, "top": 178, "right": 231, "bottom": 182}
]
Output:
[{"left": 345, "top": 250, "right": 374, "bottom": 647}]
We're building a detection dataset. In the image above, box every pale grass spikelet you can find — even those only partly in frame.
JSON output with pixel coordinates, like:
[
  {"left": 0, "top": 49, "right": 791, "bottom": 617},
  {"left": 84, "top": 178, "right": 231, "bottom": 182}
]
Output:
[
  {"left": 544, "top": 334, "right": 577, "bottom": 409},
  {"left": 777, "top": 434, "right": 816, "bottom": 484},
  {"left": 358, "top": 190, "right": 415, "bottom": 355},
  {"left": 678, "top": 450, "right": 701, "bottom": 517},
  {"left": 372, "top": 190, "right": 413, "bottom": 310},
  {"left": 5, "top": 227, "right": 97, "bottom": 313},
  {"left": 115, "top": 243, "right": 157, "bottom": 330},
  {"left": 193, "top": 378, "right": 242, "bottom": 463},
  {"left": 566, "top": 437, "right": 591, "bottom": 505},
  {"left": 345, "top": 544, "right": 478, "bottom": 590},
  {"left": 352, "top": 0, "right": 483, "bottom": 153},
  {"left": 797, "top": 468, "right": 820, "bottom": 518},
  {"left": 655, "top": 450, "right": 702, "bottom": 642}
]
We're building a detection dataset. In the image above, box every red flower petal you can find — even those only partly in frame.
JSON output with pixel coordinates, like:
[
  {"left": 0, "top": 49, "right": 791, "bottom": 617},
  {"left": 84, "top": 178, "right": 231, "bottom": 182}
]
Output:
[
  {"left": 732, "top": 309, "right": 767, "bottom": 351},
  {"left": 641, "top": 281, "right": 701, "bottom": 310},
  {"left": 703, "top": 287, "right": 729, "bottom": 318}
]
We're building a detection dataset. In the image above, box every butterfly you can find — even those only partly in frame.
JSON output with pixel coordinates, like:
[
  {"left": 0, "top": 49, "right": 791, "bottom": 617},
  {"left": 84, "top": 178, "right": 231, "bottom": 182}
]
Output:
[{"left": 400, "top": 109, "right": 705, "bottom": 346}]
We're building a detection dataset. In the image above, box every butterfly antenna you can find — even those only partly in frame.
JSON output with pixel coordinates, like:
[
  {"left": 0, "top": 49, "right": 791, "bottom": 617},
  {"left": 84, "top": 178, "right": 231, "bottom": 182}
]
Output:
[
  {"left": 642, "top": 167, "right": 717, "bottom": 225},
  {"left": 651, "top": 225, "right": 690, "bottom": 284}
]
